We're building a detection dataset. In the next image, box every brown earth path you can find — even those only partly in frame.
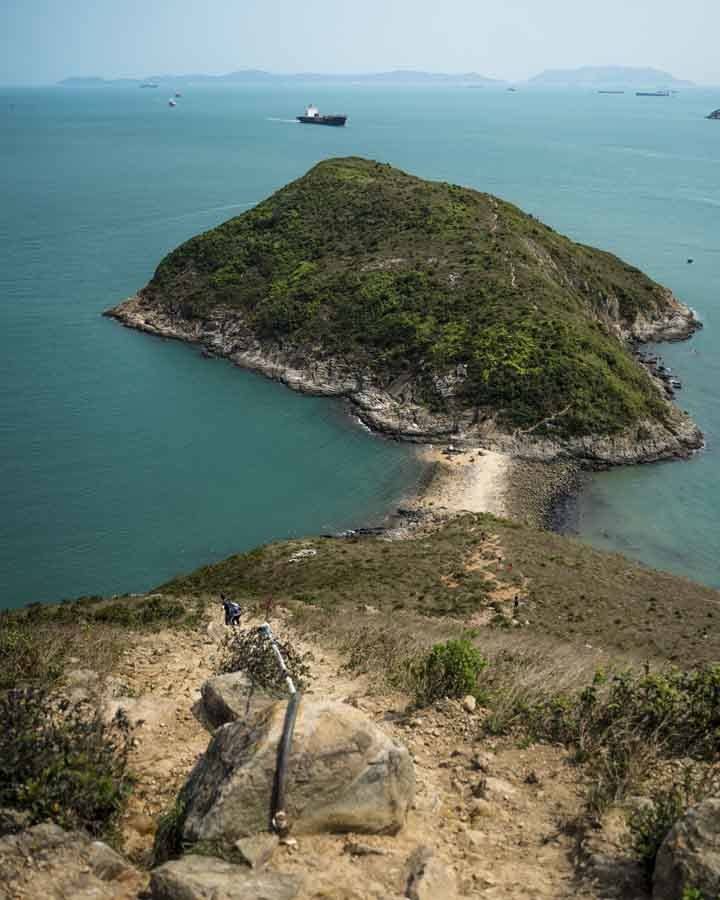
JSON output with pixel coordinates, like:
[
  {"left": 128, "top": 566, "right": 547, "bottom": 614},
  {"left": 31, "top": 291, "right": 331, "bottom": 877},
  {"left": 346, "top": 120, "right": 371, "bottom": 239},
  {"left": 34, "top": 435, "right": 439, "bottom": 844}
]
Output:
[{"left": 103, "top": 603, "right": 623, "bottom": 899}]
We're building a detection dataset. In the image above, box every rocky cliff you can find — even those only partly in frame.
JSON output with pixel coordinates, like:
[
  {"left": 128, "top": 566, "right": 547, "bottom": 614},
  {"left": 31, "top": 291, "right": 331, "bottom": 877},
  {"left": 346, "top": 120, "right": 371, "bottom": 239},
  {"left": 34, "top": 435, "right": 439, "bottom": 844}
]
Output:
[{"left": 106, "top": 157, "right": 702, "bottom": 465}]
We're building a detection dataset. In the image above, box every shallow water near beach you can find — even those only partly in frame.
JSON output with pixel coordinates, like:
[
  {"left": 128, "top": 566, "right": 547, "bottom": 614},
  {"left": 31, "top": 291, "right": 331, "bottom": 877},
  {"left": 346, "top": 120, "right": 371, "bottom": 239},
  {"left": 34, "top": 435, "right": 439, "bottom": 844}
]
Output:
[{"left": 1, "top": 82, "right": 719, "bottom": 605}]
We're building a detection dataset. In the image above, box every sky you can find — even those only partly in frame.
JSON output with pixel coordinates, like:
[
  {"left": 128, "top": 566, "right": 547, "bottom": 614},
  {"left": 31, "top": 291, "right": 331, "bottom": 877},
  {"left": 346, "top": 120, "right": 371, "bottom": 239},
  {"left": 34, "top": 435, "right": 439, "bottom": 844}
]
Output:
[{"left": 1, "top": 0, "right": 719, "bottom": 85}]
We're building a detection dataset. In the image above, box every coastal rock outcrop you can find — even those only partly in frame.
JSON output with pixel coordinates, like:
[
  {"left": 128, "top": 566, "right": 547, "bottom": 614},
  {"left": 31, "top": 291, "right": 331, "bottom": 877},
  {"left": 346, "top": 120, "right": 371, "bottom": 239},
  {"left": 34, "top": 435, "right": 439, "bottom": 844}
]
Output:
[
  {"left": 150, "top": 855, "right": 302, "bottom": 900},
  {"left": 707, "top": 109, "right": 720, "bottom": 120},
  {"left": 0, "top": 823, "right": 143, "bottom": 899},
  {"left": 106, "top": 157, "right": 703, "bottom": 465},
  {"left": 653, "top": 799, "right": 720, "bottom": 900},
  {"left": 179, "top": 698, "right": 414, "bottom": 849},
  {"left": 200, "top": 672, "right": 274, "bottom": 728}
]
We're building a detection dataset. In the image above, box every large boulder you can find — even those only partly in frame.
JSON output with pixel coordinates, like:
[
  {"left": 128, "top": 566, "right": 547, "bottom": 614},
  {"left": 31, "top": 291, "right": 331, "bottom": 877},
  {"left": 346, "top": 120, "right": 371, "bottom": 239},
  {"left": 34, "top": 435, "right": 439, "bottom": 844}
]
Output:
[
  {"left": 654, "top": 799, "right": 720, "bottom": 900},
  {"left": 0, "top": 822, "right": 143, "bottom": 899},
  {"left": 200, "top": 672, "right": 273, "bottom": 728},
  {"left": 180, "top": 699, "right": 414, "bottom": 848},
  {"left": 150, "top": 855, "right": 302, "bottom": 900}
]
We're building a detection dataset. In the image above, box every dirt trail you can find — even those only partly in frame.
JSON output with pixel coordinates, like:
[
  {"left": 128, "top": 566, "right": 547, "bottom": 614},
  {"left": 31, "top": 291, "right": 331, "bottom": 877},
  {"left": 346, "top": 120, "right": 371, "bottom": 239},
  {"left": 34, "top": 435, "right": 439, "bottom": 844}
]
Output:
[{"left": 108, "top": 605, "right": 619, "bottom": 899}]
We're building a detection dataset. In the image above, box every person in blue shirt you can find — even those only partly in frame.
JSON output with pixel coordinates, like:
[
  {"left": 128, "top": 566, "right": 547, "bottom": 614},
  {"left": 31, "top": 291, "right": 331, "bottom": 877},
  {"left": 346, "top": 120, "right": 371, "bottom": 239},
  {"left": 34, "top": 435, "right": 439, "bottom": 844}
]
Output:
[{"left": 221, "top": 594, "right": 242, "bottom": 627}]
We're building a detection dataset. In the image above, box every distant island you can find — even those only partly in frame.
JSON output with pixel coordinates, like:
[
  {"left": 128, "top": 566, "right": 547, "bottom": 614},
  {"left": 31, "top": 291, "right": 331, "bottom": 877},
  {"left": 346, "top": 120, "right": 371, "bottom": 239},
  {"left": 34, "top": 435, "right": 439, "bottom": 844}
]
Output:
[
  {"left": 106, "top": 157, "right": 702, "bottom": 466},
  {"left": 528, "top": 65, "right": 695, "bottom": 89},
  {"left": 59, "top": 69, "right": 503, "bottom": 87},
  {"left": 58, "top": 65, "right": 700, "bottom": 90}
]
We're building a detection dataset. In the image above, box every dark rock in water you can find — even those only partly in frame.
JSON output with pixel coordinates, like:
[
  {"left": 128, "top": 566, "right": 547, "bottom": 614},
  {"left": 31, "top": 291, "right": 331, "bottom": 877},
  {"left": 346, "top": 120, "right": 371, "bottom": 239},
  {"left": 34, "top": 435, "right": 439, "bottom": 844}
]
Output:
[{"left": 707, "top": 109, "right": 720, "bottom": 119}]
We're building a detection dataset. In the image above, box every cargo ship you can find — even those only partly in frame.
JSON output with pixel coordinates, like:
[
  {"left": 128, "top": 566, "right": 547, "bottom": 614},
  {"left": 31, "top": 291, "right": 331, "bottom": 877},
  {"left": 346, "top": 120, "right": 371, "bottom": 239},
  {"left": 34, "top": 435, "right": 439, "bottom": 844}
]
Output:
[
  {"left": 636, "top": 90, "right": 670, "bottom": 97},
  {"left": 297, "top": 105, "right": 347, "bottom": 126}
]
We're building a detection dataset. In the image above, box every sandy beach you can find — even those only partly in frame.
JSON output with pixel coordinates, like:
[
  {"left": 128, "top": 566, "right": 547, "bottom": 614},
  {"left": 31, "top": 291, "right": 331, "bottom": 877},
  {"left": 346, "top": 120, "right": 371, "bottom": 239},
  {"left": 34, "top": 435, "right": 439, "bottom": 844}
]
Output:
[{"left": 411, "top": 446, "right": 511, "bottom": 517}]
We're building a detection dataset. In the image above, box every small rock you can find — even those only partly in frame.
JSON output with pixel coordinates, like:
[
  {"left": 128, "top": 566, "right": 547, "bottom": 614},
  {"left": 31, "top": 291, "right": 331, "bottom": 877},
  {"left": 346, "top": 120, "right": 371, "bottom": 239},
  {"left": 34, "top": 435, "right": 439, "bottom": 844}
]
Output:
[
  {"left": 404, "top": 846, "right": 458, "bottom": 900},
  {"left": 344, "top": 840, "right": 388, "bottom": 857},
  {"left": 150, "top": 855, "right": 302, "bottom": 899},
  {"left": 462, "top": 695, "right": 477, "bottom": 713},
  {"left": 200, "top": 672, "right": 274, "bottom": 729},
  {"left": 469, "top": 752, "right": 492, "bottom": 773},
  {"left": 234, "top": 833, "right": 278, "bottom": 869}
]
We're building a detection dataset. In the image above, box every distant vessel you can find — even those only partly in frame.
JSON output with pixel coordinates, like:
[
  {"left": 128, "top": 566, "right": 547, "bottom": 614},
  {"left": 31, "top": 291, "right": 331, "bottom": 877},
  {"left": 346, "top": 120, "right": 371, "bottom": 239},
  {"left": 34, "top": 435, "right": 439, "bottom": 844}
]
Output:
[
  {"left": 175, "top": 92, "right": 182, "bottom": 98},
  {"left": 636, "top": 90, "right": 670, "bottom": 97},
  {"left": 297, "top": 105, "right": 347, "bottom": 127},
  {"left": 598, "top": 90, "right": 625, "bottom": 94},
  {"left": 140, "top": 83, "right": 159, "bottom": 89},
  {"left": 168, "top": 99, "right": 177, "bottom": 107}
]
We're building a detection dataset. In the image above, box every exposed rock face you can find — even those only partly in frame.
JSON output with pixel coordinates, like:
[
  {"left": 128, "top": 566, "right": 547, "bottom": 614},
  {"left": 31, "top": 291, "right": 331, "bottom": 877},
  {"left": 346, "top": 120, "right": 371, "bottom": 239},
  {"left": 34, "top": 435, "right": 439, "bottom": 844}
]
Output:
[
  {"left": 653, "top": 799, "right": 720, "bottom": 900},
  {"left": 200, "top": 672, "right": 274, "bottom": 728},
  {"left": 180, "top": 699, "right": 415, "bottom": 848},
  {"left": 0, "top": 823, "right": 143, "bottom": 900},
  {"left": 106, "top": 295, "right": 703, "bottom": 466},
  {"left": 150, "top": 854, "right": 302, "bottom": 900}
]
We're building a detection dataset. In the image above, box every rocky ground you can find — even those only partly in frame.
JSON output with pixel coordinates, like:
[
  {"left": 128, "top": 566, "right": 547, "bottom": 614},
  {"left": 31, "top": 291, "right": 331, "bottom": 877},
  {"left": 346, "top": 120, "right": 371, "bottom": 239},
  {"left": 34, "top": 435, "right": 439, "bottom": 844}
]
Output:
[{"left": 12, "top": 604, "right": 646, "bottom": 900}]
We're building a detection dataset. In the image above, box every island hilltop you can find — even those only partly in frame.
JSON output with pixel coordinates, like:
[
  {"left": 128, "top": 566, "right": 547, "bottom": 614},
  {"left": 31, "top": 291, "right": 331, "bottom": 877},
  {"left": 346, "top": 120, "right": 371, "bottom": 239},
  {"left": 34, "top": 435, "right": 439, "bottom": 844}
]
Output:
[{"left": 107, "top": 157, "right": 702, "bottom": 465}]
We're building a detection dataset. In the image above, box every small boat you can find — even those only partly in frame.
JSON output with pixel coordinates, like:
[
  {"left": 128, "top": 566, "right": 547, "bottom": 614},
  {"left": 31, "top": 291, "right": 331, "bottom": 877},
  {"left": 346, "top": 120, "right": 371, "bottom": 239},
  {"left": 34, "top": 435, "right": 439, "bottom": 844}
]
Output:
[
  {"left": 140, "top": 82, "right": 159, "bottom": 89},
  {"left": 636, "top": 90, "right": 670, "bottom": 97},
  {"left": 175, "top": 91, "right": 182, "bottom": 98},
  {"left": 297, "top": 104, "right": 347, "bottom": 127},
  {"left": 168, "top": 99, "right": 177, "bottom": 107}
]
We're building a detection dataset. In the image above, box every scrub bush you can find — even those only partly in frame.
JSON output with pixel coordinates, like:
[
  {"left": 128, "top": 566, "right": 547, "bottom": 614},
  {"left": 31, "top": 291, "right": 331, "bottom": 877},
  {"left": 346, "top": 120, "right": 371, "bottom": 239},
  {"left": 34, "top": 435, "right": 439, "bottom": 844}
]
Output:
[{"left": 0, "top": 687, "right": 133, "bottom": 839}]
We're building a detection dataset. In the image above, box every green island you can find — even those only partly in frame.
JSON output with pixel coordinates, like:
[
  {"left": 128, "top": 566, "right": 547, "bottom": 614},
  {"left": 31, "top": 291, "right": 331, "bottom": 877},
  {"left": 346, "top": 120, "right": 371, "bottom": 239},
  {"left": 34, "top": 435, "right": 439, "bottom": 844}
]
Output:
[{"left": 108, "top": 156, "right": 701, "bottom": 462}]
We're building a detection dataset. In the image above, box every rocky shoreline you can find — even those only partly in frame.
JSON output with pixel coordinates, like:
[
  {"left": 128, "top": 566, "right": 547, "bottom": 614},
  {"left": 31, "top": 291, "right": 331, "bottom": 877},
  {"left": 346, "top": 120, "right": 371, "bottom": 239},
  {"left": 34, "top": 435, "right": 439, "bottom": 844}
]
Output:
[{"left": 105, "top": 294, "right": 703, "bottom": 469}]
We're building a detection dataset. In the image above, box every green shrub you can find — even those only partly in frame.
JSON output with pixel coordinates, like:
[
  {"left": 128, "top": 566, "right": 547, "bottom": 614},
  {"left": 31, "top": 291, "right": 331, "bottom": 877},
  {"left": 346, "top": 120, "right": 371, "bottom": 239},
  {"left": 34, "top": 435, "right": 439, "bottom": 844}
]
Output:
[
  {"left": 412, "top": 638, "right": 488, "bottom": 706},
  {"left": 0, "top": 687, "right": 133, "bottom": 839},
  {"left": 0, "top": 616, "right": 68, "bottom": 690},
  {"left": 483, "top": 664, "right": 720, "bottom": 814}
]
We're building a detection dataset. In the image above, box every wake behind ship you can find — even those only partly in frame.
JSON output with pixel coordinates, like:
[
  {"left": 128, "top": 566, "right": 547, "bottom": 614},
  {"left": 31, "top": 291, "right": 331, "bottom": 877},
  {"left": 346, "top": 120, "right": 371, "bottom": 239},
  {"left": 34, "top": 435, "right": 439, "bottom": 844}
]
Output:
[{"left": 297, "top": 104, "right": 347, "bottom": 126}]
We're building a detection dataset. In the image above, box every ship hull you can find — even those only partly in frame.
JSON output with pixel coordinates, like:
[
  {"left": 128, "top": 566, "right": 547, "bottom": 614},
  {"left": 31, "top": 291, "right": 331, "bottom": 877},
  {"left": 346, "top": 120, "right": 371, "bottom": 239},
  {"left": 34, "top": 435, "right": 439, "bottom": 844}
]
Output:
[{"left": 297, "top": 115, "right": 347, "bottom": 126}]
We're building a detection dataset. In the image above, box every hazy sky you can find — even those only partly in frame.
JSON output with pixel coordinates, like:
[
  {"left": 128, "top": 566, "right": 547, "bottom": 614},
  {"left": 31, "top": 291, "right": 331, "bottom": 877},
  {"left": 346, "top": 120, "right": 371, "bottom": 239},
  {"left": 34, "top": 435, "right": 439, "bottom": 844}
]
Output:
[{"left": 2, "top": 0, "right": 718, "bottom": 85}]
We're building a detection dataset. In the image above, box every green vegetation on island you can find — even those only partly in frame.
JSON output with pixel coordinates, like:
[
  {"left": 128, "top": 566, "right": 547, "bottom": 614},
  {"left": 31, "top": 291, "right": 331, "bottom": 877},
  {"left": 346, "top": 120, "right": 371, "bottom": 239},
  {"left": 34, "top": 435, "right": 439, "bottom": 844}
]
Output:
[{"left": 125, "top": 157, "right": 698, "bottom": 442}]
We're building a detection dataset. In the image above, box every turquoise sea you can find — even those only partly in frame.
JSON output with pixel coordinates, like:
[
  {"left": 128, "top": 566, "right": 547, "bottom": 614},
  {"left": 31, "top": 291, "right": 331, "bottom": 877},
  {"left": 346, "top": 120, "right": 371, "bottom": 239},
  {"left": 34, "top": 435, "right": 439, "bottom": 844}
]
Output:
[{"left": 1, "top": 83, "right": 719, "bottom": 607}]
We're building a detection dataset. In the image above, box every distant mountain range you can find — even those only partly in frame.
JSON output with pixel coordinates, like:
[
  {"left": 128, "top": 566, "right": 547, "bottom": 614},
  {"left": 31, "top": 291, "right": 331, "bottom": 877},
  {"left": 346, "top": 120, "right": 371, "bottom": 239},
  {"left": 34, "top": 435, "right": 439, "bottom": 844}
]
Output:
[
  {"left": 58, "top": 65, "right": 697, "bottom": 89},
  {"left": 528, "top": 66, "right": 695, "bottom": 88},
  {"left": 59, "top": 70, "right": 502, "bottom": 87}
]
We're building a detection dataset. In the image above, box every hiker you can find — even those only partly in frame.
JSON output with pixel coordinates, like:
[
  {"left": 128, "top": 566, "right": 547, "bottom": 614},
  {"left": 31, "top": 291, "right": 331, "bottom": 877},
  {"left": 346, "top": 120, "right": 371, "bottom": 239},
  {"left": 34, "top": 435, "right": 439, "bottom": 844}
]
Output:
[{"left": 221, "top": 594, "right": 242, "bottom": 627}]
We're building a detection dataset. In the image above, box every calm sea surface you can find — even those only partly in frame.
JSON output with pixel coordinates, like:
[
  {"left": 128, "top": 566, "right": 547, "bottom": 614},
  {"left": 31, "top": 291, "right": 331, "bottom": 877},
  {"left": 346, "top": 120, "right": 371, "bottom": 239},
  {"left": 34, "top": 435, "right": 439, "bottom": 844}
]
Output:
[{"left": 1, "top": 83, "right": 719, "bottom": 606}]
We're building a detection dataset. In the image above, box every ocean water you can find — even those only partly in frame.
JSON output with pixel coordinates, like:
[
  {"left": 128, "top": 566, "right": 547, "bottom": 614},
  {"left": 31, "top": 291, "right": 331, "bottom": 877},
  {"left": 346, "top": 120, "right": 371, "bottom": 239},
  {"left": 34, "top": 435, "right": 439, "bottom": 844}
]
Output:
[{"left": 1, "top": 83, "right": 719, "bottom": 606}]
